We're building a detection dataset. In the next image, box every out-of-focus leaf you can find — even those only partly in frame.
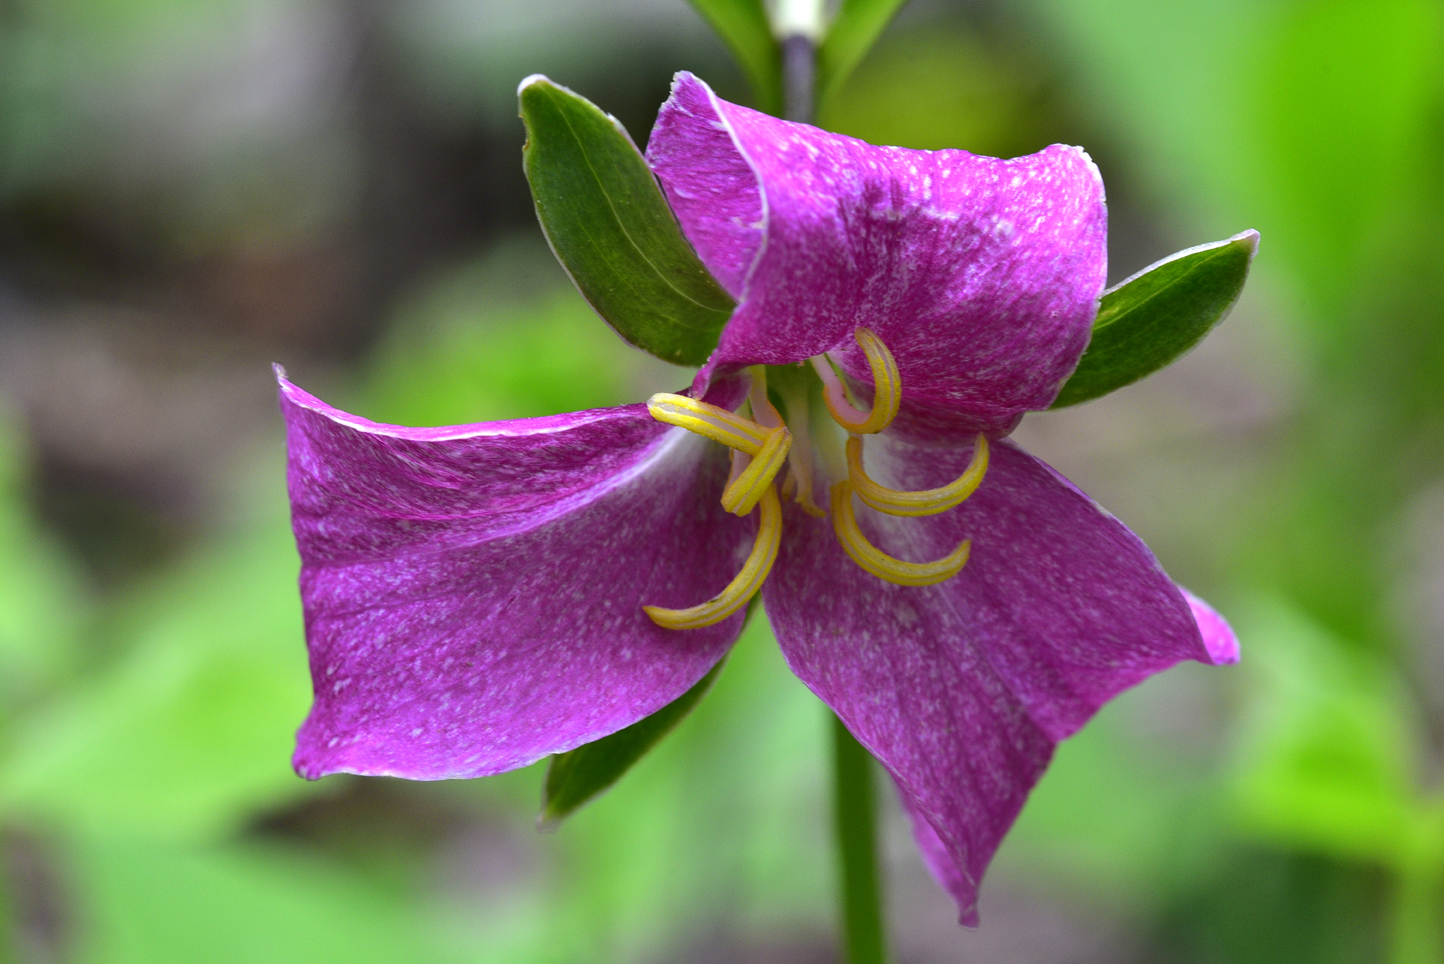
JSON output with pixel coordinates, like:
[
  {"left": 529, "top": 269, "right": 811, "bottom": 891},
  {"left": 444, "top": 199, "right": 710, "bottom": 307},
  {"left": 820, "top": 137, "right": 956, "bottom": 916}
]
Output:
[
  {"left": 541, "top": 662, "right": 723, "bottom": 828},
  {"left": 1005, "top": 665, "right": 1231, "bottom": 904},
  {"left": 367, "top": 285, "right": 648, "bottom": 427},
  {"left": 684, "top": 0, "right": 782, "bottom": 114},
  {"left": 1392, "top": 862, "right": 1444, "bottom": 964},
  {"left": 1229, "top": 598, "right": 1437, "bottom": 870},
  {"left": 1052, "top": 230, "right": 1258, "bottom": 409},
  {"left": 72, "top": 839, "right": 466, "bottom": 964},
  {"left": 817, "top": 0, "right": 910, "bottom": 107},
  {"left": 0, "top": 508, "right": 316, "bottom": 841},
  {"left": 1026, "top": 0, "right": 1439, "bottom": 324},
  {"left": 519, "top": 76, "right": 735, "bottom": 367},
  {"left": 1250, "top": 0, "right": 1439, "bottom": 318},
  {"left": 817, "top": 26, "right": 1056, "bottom": 156},
  {"left": 0, "top": 411, "right": 87, "bottom": 706}
]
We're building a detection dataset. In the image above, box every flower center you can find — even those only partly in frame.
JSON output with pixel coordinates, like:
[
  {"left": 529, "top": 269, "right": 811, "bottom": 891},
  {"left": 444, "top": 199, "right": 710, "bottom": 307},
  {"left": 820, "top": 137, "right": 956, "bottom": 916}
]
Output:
[{"left": 642, "top": 328, "right": 989, "bottom": 630}]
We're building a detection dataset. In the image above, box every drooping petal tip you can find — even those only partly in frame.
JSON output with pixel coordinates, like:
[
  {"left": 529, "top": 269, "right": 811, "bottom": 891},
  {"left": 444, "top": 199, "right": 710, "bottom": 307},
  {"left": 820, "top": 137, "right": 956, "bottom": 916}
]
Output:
[
  {"left": 1182, "top": 589, "right": 1241, "bottom": 665},
  {"left": 766, "top": 439, "right": 1211, "bottom": 926},
  {"left": 896, "top": 784, "right": 983, "bottom": 927}
]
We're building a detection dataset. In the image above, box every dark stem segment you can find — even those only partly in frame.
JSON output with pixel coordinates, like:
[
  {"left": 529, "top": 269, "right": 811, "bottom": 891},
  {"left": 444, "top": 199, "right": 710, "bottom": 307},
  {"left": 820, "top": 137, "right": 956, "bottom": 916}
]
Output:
[
  {"left": 782, "top": 34, "right": 815, "bottom": 123},
  {"left": 832, "top": 713, "right": 888, "bottom": 964}
]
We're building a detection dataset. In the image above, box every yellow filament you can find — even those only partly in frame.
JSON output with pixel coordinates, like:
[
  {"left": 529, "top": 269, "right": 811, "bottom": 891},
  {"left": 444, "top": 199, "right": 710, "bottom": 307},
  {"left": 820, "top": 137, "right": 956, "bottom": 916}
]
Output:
[
  {"left": 846, "top": 434, "right": 989, "bottom": 517},
  {"left": 647, "top": 393, "right": 769, "bottom": 455},
  {"left": 811, "top": 328, "right": 902, "bottom": 435},
  {"left": 644, "top": 485, "right": 782, "bottom": 629},
  {"left": 830, "top": 481, "right": 971, "bottom": 587},
  {"left": 721, "top": 426, "right": 791, "bottom": 516}
]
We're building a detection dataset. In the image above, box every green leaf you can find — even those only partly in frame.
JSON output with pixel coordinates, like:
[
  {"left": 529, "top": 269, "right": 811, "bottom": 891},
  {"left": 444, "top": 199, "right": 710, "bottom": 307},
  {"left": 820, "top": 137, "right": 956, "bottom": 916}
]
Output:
[
  {"left": 1227, "top": 597, "right": 1436, "bottom": 870},
  {"left": 541, "top": 662, "right": 724, "bottom": 828},
  {"left": 817, "top": 0, "right": 911, "bottom": 107},
  {"left": 519, "top": 76, "right": 736, "bottom": 367},
  {"left": 1051, "top": 229, "right": 1259, "bottom": 409},
  {"left": 684, "top": 0, "right": 783, "bottom": 114}
]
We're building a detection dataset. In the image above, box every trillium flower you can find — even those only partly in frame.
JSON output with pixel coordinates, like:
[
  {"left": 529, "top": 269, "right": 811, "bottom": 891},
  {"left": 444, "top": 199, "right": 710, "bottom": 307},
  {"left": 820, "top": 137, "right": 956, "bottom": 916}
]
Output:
[{"left": 279, "top": 72, "right": 1239, "bottom": 925}]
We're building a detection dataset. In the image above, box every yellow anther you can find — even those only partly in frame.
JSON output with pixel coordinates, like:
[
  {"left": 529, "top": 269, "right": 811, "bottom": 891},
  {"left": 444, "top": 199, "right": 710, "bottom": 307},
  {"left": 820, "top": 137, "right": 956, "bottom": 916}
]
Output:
[
  {"left": 811, "top": 327, "right": 902, "bottom": 435},
  {"left": 647, "top": 393, "right": 769, "bottom": 455},
  {"left": 644, "top": 485, "right": 782, "bottom": 630},
  {"left": 846, "top": 434, "right": 989, "bottom": 517},
  {"left": 829, "top": 480, "right": 971, "bottom": 587},
  {"left": 721, "top": 426, "right": 791, "bottom": 516}
]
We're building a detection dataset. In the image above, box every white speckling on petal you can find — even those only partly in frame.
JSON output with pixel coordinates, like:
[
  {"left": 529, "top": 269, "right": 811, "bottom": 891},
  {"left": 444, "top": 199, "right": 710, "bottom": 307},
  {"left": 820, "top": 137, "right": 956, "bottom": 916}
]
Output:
[{"left": 646, "top": 72, "right": 1107, "bottom": 430}]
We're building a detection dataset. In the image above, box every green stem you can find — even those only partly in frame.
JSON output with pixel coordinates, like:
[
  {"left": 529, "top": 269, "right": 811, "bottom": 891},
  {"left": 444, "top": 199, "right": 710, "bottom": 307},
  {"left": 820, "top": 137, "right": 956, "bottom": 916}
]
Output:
[{"left": 832, "top": 713, "right": 888, "bottom": 964}]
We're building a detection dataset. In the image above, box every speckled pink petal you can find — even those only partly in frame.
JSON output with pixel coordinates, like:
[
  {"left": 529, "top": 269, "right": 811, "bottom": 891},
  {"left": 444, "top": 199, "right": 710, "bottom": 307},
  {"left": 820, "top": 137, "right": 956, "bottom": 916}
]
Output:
[
  {"left": 647, "top": 72, "right": 1107, "bottom": 432},
  {"left": 1181, "top": 588, "right": 1240, "bottom": 665},
  {"left": 763, "top": 438, "right": 1229, "bottom": 923},
  {"left": 280, "top": 372, "right": 753, "bottom": 780}
]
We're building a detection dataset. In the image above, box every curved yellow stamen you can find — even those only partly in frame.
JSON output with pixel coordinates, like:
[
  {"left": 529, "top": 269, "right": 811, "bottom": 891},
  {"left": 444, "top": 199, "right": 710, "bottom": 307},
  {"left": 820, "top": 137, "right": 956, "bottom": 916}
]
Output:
[
  {"left": 811, "top": 327, "right": 902, "bottom": 435},
  {"left": 721, "top": 426, "right": 791, "bottom": 516},
  {"left": 846, "top": 434, "right": 989, "bottom": 517},
  {"left": 830, "top": 480, "right": 971, "bottom": 587},
  {"left": 647, "top": 393, "right": 769, "bottom": 455},
  {"left": 644, "top": 486, "right": 782, "bottom": 629}
]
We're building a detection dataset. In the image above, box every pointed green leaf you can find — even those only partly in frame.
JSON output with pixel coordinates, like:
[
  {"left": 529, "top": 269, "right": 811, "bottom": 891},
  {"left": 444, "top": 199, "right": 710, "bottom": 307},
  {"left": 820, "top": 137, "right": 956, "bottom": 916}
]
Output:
[
  {"left": 520, "top": 76, "right": 736, "bottom": 367},
  {"left": 685, "top": 0, "right": 783, "bottom": 115},
  {"left": 1051, "top": 230, "right": 1259, "bottom": 409},
  {"left": 817, "top": 0, "right": 910, "bottom": 106},
  {"left": 541, "top": 662, "right": 724, "bottom": 828}
]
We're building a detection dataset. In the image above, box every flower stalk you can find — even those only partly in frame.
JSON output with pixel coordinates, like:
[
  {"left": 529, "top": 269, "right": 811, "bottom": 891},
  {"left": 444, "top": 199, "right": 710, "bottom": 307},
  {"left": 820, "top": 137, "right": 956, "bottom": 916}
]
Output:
[
  {"left": 779, "top": 26, "right": 889, "bottom": 958},
  {"left": 776, "top": 0, "right": 822, "bottom": 123},
  {"left": 833, "top": 714, "right": 888, "bottom": 964}
]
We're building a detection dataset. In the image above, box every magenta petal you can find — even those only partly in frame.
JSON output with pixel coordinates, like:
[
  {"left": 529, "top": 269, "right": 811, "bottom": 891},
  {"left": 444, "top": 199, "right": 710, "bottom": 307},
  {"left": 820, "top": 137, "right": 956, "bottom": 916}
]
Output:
[
  {"left": 647, "top": 72, "right": 1107, "bottom": 428},
  {"left": 280, "top": 374, "right": 754, "bottom": 780},
  {"left": 763, "top": 438, "right": 1216, "bottom": 922},
  {"left": 1182, "top": 589, "right": 1241, "bottom": 665},
  {"left": 894, "top": 779, "right": 982, "bottom": 927}
]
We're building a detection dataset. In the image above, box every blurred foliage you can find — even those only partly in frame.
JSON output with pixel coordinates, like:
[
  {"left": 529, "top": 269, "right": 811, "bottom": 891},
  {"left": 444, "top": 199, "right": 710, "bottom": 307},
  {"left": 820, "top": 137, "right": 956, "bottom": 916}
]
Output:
[
  {"left": 818, "top": 23, "right": 1060, "bottom": 157},
  {"left": 1, "top": 0, "right": 1443, "bottom": 961},
  {"left": 0, "top": 415, "right": 87, "bottom": 711},
  {"left": 0, "top": 507, "right": 316, "bottom": 842},
  {"left": 816, "top": 0, "right": 911, "bottom": 107},
  {"left": 364, "top": 247, "right": 667, "bottom": 426}
]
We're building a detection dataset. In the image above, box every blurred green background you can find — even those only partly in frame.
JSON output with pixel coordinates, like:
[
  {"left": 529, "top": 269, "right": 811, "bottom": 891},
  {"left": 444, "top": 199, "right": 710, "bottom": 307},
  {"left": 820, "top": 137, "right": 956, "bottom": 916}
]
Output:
[{"left": 1, "top": 0, "right": 1441, "bottom": 961}]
